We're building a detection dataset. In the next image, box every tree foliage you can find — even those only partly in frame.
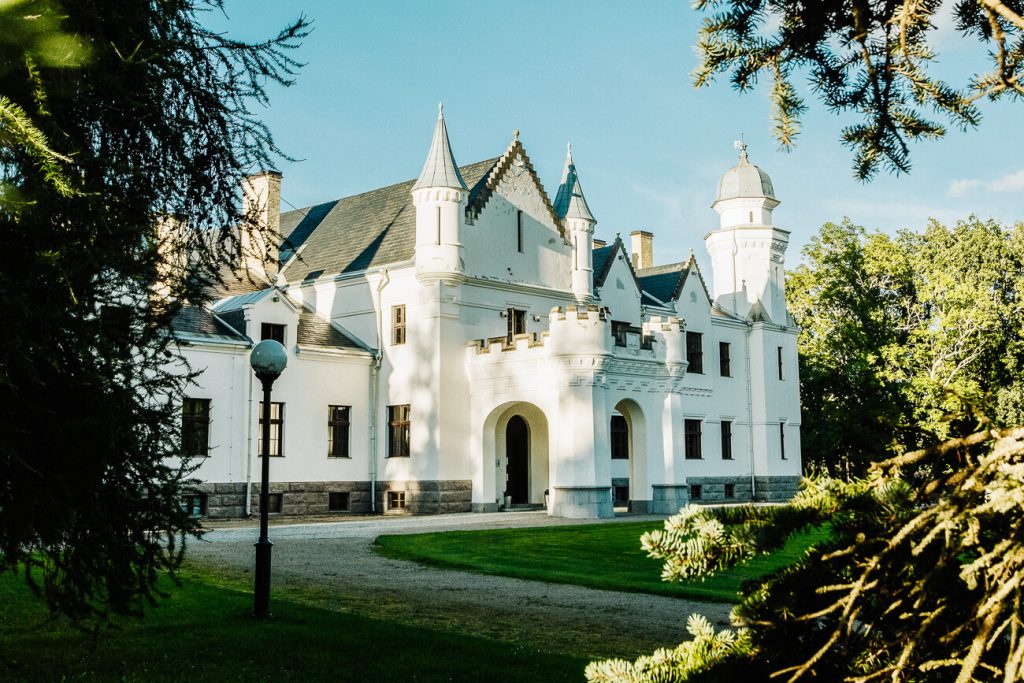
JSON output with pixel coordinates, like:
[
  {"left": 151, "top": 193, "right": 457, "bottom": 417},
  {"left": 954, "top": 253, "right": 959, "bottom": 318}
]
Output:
[
  {"left": 0, "top": 0, "right": 308, "bottom": 622},
  {"left": 787, "top": 217, "right": 1024, "bottom": 476},
  {"left": 589, "top": 424, "right": 1024, "bottom": 682},
  {"left": 693, "top": 0, "right": 1024, "bottom": 179}
]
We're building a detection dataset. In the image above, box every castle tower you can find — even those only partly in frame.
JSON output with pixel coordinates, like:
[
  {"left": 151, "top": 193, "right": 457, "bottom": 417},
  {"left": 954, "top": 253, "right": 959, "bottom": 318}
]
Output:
[
  {"left": 704, "top": 142, "right": 790, "bottom": 322},
  {"left": 552, "top": 144, "right": 596, "bottom": 302},
  {"left": 411, "top": 104, "right": 469, "bottom": 283}
]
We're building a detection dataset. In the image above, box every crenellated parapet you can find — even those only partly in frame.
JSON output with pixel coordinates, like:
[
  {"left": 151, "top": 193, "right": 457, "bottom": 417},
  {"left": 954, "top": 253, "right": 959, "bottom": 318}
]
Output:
[
  {"left": 546, "top": 304, "right": 612, "bottom": 358},
  {"left": 643, "top": 315, "right": 687, "bottom": 369}
]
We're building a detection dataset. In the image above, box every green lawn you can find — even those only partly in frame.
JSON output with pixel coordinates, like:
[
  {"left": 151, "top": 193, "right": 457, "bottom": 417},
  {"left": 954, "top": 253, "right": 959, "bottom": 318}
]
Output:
[
  {"left": 375, "top": 521, "right": 827, "bottom": 603},
  {"left": 0, "top": 569, "right": 587, "bottom": 682}
]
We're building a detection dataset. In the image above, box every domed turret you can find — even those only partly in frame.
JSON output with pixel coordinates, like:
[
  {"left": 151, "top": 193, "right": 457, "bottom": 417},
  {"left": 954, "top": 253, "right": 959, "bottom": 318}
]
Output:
[{"left": 713, "top": 142, "right": 775, "bottom": 204}]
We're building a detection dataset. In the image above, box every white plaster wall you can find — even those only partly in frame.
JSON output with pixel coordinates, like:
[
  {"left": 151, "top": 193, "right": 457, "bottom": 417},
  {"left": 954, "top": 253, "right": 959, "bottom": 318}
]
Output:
[{"left": 597, "top": 255, "right": 642, "bottom": 325}]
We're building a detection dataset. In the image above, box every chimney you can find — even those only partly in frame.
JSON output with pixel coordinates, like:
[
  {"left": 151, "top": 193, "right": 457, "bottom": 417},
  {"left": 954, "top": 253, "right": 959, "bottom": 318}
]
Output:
[
  {"left": 241, "top": 170, "right": 282, "bottom": 281},
  {"left": 593, "top": 238, "right": 607, "bottom": 248},
  {"left": 630, "top": 230, "right": 653, "bottom": 270}
]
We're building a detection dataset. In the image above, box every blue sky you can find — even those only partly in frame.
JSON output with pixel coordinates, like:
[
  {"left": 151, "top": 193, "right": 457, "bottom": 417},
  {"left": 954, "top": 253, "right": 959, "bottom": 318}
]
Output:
[{"left": 208, "top": 1, "right": 1023, "bottom": 267}]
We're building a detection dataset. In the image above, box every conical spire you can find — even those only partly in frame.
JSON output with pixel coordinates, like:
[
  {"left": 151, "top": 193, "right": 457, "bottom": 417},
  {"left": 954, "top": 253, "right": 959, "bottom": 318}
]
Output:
[
  {"left": 412, "top": 103, "right": 468, "bottom": 191},
  {"left": 553, "top": 143, "right": 594, "bottom": 222}
]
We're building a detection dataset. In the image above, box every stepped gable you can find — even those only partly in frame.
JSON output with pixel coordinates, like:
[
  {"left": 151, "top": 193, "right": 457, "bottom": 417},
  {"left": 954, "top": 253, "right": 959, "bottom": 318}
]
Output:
[
  {"left": 276, "top": 159, "right": 497, "bottom": 283},
  {"left": 464, "top": 137, "right": 565, "bottom": 238}
]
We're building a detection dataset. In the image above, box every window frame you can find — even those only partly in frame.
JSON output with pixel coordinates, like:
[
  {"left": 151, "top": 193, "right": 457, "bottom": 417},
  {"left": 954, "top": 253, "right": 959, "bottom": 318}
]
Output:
[
  {"left": 721, "top": 420, "right": 733, "bottom": 460},
  {"left": 684, "top": 419, "right": 703, "bottom": 459},
  {"left": 257, "top": 401, "right": 285, "bottom": 457},
  {"left": 181, "top": 493, "right": 207, "bottom": 517},
  {"left": 261, "top": 322, "right": 286, "bottom": 344},
  {"left": 506, "top": 308, "right": 526, "bottom": 342},
  {"left": 686, "top": 332, "right": 704, "bottom": 374},
  {"left": 516, "top": 209, "right": 524, "bottom": 253},
  {"left": 181, "top": 397, "right": 211, "bottom": 458},
  {"left": 719, "top": 341, "right": 731, "bottom": 377},
  {"left": 690, "top": 484, "right": 703, "bottom": 500},
  {"left": 391, "top": 305, "right": 406, "bottom": 345},
  {"left": 780, "top": 422, "right": 787, "bottom": 460},
  {"left": 387, "top": 490, "right": 407, "bottom": 510},
  {"left": 328, "top": 491, "right": 350, "bottom": 512},
  {"left": 387, "top": 404, "right": 411, "bottom": 458},
  {"left": 777, "top": 346, "right": 784, "bottom": 380},
  {"left": 327, "top": 405, "right": 351, "bottom": 458},
  {"left": 265, "top": 492, "right": 283, "bottom": 514}
]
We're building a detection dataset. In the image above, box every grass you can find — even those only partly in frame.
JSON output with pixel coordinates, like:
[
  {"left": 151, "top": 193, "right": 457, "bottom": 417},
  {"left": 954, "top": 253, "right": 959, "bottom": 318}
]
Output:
[
  {"left": 375, "top": 521, "right": 829, "bottom": 603},
  {"left": 0, "top": 569, "right": 588, "bottom": 682}
]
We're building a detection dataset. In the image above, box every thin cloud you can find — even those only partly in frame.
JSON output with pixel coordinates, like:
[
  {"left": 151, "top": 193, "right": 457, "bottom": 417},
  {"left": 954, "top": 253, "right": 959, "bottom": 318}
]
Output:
[{"left": 947, "top": 169, "right": 1024, "bottom": 197}]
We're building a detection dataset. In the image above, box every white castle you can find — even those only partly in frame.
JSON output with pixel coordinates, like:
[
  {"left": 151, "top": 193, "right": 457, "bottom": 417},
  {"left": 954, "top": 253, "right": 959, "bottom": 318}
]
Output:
[{"left": 171, "top": 107, "right": 802, "bottom": 519}]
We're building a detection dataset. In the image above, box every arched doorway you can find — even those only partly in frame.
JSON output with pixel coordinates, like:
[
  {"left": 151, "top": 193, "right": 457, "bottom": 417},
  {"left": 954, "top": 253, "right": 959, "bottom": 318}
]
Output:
[
  {"left": 505, "top": 415, "right": 529, "bottom": 504},
  {"left": 612, "top": 399, "right": 648, "bottom": 511}
]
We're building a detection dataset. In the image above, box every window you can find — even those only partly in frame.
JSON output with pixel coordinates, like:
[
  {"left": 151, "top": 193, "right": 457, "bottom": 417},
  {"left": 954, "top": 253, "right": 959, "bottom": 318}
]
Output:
[
  {"left": 780, "top": 422, "right": 786, "bottom": 460},
  {"left": 517, "top": 209, "right": 524, "bottom": 253},
  {"left": 327, "top": 405, "right": 350, "bottom": 458},
  {"left": 181, "top": 398, "right": 211, "bottom": 457},
  {"left": 613, "top": 485, "right": 629, "bottom": 507},
  {"left": 690, "top": 484, "right": 703, "bottom": 500},
  {"left": 684, "top": 419, "right": 703, "bottom": 459},
  {"left": 610, "top": 415, "right": 629, "bottom": 459},
  {"left": 388, "top": 405, "right": 410, "bottom": 458},
  {"left": 387, "top": 490, "right": 406, "bottom": 510},
  {"left": 611, "top": 320, "right": 630, "bottom": 347},
  {"left": 261, "top": 323, "right": 285, "bottom": 344},
  {"left": 180, "top": 493, "right": 207, "bottom": 517},
  {"left": 266, "top": 492, "right": 283, "bottom": 514},
  {"left": 777, "top": 346, "right": 784, "bottom": 380},
  {"left": 721, "top": 421, "right": 733, "bottom": 460},
  {"left": 391, "top": 305, "right": 406, "bottom": 345},
  {"left": 719, "top": 342, "right": 731, "bottom": 377},
  {"left": 686, "top": 332, "right": 703, "bottom": 374},
  {"left": 258, "top": 402, "right": 284, "bottom": 457},
  {"left": 724, "top": 483, "right": 735, "bottom": 499},
  {"left": 328, "top": 492, "right": 350, "bottom": 512},
  {"left": 506, "top": 308, "right": 526, "bottom": 342}
]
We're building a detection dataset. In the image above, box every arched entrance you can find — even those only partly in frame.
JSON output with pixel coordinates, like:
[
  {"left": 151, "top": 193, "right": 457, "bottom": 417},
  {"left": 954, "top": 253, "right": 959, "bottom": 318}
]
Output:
[
  {"left": 612, "top": 399, "right": 648, "bottom": 511},
  {"left": 505, "top": 415, "right": 530, "bottom": 504}
]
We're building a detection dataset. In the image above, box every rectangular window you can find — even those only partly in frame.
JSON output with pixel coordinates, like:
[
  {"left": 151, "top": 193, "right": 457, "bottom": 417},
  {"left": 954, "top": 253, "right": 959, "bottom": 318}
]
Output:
[
  {"left": 610, "top": 415, "right": 629, "bottom": 459},
  {"left": 181, "top": 398, "right": 211, "bottom": 457},
  {"left": 506, "top": 308, "right": 526, "bottom": 342},
  {"left": 780, "top": 422, "right": 786, "bottom": 459},
  {"left": 180, "top": 493, "right": 207, "bottom": 517},
  {"left": 387, "top": 490, "right": 406, "bottom": 510},
  {"left": 719, "top": 342, "right": 731, "bottom": 377},
  {"left": 724, "top": 483, "right": 735, "bottom": 499},
  {"left": 721, "top": 420, "right": 733, "bottom": 460},
  {"left": 388, "top": 404, "right": 411, "bottom": 458},
  {"left": 266, "top": 492, "right": 283, "bottom": 514},
  {"left": 517, "top": 210, "right": 524, "bottom": 253},
  {"left": 684, "top": 419, "right": 703, "bottom": 459},
  {"left": 261, "top": 323, "right": 285, "bottom": 344},
  {"left": 686, "top": 332, "right": 703, "bottom": 374},
  {"left": 327, "top": 405, "right": 350, "bottom": 458},
  {"left": 391, "top": 305, "right": 406, "bottom": 345},
  {"left": 613, "top": 485, "right": 629, "bottom": 507},
  {"left": 777, "top": 346, "right": 784, "bottom": 380},
  {"left": 611, "top": 320, "right": 630, "bottom": 347},
  {"left": 258, "top": 402, "right": 284, "bottom": 457},
  {"left": 690, "top": 484, "right": 703, "bottom": 501},
  {"left": 328, "top": 492, "right": 350, "bottom": 512}
]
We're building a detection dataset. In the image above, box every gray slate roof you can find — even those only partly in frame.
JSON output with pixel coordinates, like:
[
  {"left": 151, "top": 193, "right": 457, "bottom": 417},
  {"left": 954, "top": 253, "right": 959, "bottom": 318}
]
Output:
[
  {"left": 715, "top": 145, "right": 775, "bottom": 204},
  {"left": 592, "top": 243, "right": 616, "bottom": 287},
  {"left": 636, "top": 262, "right": 689, "bottom": 305},
  {"left": 171, "top": 305, "right": 248, "bottom": 342},
  {"left": 552, "top": 145, "right": 595, "bottom": 222},
  {"left": 278, "top": 158, "right": 498, "bottom": 283},
  {"left": 412, "top": 106, "right": 468, "bottom": 191},
  {"left": 296, "top": 307, "right": 364, "bottom": 350}
]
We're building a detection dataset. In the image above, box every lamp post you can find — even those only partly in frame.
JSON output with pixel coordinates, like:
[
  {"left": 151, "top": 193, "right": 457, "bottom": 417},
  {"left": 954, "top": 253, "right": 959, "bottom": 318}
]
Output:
[{"left": 249, "top": 338, "right": 288, "bottom": 619}]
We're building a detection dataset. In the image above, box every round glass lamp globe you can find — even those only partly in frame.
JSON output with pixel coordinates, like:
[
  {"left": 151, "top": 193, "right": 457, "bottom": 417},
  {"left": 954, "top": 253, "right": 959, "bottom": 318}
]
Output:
[{"left": 250, "top": 339, "right": 288, "bottom": 378}]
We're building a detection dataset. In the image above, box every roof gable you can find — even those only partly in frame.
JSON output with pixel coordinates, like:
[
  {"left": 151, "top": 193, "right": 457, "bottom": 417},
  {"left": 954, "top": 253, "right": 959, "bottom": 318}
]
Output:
[{"left": 466, "top": 139, "right": 564, "bottom": 239}]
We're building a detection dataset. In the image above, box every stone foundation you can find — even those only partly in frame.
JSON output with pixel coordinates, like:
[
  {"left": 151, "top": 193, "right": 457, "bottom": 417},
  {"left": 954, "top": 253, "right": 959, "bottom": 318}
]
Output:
[
  {"left": 685, "top": 476, "right": 754, "bottom": 504},
  {"left": 551, "top": 486, "right": 613, "bottom": 518},
  {"left": 753, "top": 476, "right": 802, "bottom": 502},
  {"left": 651, "top": 484, "right": 689, "bottom": 514},
  {"left": 374, "top": 480, "right": 472, "bottom": 515}
]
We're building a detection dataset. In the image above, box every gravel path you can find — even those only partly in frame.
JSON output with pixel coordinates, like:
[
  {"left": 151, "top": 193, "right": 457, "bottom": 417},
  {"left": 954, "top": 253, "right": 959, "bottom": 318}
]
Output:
[{"left": 185, "top": 511, "right": 734, "bottom": 660}]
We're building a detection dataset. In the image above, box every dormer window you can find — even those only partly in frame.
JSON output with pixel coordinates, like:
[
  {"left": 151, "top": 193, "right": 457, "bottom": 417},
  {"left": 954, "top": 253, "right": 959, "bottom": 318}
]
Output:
[{"left": 261, "top": 323, "right": 285, "bottom": 344}]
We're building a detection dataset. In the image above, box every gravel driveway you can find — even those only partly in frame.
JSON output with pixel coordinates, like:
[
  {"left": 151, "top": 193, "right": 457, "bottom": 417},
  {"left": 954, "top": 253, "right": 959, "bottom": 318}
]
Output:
[{"left": 185, "top": 511, "right": 734, "bottom": 660}]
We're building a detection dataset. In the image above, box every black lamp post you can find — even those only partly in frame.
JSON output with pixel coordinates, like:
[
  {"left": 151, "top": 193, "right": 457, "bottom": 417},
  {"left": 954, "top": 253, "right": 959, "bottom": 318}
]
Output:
[{"left": 249, "top": 338, "right": 288, "bottom": 619}]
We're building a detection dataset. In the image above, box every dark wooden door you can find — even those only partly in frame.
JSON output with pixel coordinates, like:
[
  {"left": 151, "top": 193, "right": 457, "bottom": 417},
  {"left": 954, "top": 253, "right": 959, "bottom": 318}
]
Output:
[{"left": 505, "top": 415, "right": 529, "bottom": 504}]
